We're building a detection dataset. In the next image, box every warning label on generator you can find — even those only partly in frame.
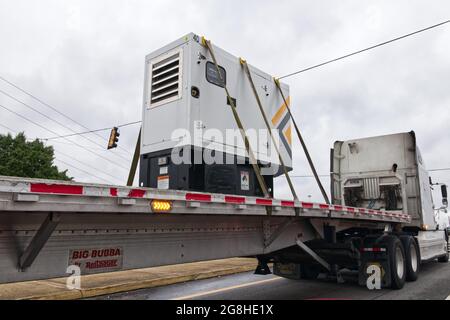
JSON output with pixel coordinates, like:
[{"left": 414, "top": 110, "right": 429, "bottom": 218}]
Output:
[
  {"left": 157, "top": 175, "right": 169, "bottom": 190},
  {"left": 68, "top": 247, "right": 123, "bottom": 274},
  {"left": 240, "top": 171, "right": 250, "bottom": 191}
]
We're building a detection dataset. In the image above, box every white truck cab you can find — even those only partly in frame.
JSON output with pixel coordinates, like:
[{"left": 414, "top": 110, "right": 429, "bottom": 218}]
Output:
[
  {"left": 332, "top": 131, "right": 446, "bottom": 231},
  {"left": 331, "top": 131, "right": 448, "bottom": 263}
]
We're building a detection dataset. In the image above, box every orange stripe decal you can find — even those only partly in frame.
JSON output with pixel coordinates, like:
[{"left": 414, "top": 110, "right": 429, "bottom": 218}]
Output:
[
  {"left": 271, "top": 96, "right": 290, "bottom": 126},
  {"left": 284, "top": 126, "right": 292, "bottom": 145}
]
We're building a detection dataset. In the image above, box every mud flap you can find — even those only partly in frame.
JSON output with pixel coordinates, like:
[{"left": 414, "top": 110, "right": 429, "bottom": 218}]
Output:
[{"left": 358, "top": 251, "right": 392, "bottom": 289}]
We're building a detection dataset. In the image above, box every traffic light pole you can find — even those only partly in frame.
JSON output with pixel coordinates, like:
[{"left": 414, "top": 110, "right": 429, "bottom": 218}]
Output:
[{"left": 127, "top": 128, "right": 141, "bottom": 186}]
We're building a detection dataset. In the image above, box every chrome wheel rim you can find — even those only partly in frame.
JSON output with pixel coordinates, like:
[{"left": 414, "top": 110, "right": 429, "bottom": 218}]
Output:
[
  {"left": 410, "top": 244, "right": 418, "bottom": 273},
  {"left": 396, "top": 246, "right": 405, "bottom": 279}
]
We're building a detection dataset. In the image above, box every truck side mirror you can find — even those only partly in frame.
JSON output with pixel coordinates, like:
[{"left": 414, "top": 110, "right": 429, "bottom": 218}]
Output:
[{"left": 442, "top": 185, "right": 448, "bottom": 207}]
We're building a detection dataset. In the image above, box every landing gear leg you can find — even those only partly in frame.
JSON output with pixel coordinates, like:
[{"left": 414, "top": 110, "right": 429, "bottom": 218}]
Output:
[{"left": 254, "top": 256, "right": 272, "bottom": 275}]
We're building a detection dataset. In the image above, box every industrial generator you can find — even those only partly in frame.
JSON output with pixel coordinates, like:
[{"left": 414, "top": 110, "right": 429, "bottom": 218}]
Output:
[{"left": 139, "top": 33, "right": 293, "bottom": 196}]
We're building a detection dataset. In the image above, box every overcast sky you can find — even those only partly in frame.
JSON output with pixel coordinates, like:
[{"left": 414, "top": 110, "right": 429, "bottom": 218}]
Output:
[{"left": 0, "top": 0, "right": 449, "bottom": 204}]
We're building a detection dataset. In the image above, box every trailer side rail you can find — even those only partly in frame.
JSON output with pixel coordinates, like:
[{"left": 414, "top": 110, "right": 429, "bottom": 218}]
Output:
[{"left": 0, "top": 176, "right": 411, "bottom": 223}]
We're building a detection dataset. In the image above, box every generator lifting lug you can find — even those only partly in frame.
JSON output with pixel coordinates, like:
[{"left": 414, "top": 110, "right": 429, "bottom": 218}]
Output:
[{"left": 18, "top": 212, "right": 60, "bottom": 271}]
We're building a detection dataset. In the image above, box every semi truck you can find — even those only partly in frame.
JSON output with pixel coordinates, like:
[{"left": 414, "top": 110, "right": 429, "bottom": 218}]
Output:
[
  {"left": 272, "top": 131, "right": 449, "bottom": 288},
  {"left": 0, "top": 33, "right": 448, "bottom": 290}
]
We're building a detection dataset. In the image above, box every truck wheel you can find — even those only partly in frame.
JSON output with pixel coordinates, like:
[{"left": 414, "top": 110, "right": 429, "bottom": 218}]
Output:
[
  {"left": 382, "top": 236, "right": 406, "bottom": 289},
  {"left": 438, "top": 233, "right": 449, "bottom": 263},
  {"left": 399, "top": 236, "right": 420, "bottom": 282},
  {"left": 438, "top": 251, "right": 449, "bottom": 263},
  {"left": 300, "top": 264, "right": 320, "bottom": 280}
]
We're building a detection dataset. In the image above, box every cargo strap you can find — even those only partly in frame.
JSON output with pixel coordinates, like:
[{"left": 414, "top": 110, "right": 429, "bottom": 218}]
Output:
[
  {"left": 202, "top": 37, "right": 270, "bottom": 198},
  {"left": 127, "top": 128, "right": 141, "bottom": 186},
  {"left": 19, "top": 212, "right": 61, "bottom": 271},
  {"left": 240, "top": 59, "right": 298, "bottom": 201},
  {"left": 274, "top": 79, "right": 330, "bottom": 204}
]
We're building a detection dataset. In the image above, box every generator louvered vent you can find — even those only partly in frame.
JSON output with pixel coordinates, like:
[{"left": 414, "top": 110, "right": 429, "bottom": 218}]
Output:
[{"left": 150, "top": 52, "right": 181, "bottom": 106}]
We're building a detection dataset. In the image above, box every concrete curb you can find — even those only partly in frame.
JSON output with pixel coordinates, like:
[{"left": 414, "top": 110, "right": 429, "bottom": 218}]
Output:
[
  {"left": 79, "top": 265, "right": 256, "bottom": 300},
  {"left": 0, "top": 258, "right": 257, "bottom": 300}
]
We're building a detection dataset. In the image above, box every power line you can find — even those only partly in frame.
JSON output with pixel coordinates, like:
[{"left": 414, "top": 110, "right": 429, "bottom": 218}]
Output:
[
  {"left": 0, "top": 120, "right": 120, "bottom": 184},
  {"left": 0, "top": 75, "right": 133, "bottom": 154},
  {"left": 0, "top": 123, "right": 17, "bottom": 134},
  {"left": 54, "top": 158, "right": 115, "bottom": 185},
  {"left": 0, "top": 102, "right": 130, "bottom": 171},
  {"left": 278, "top": 19, "right": 450, "bottom": 80},
  {"left": 46, "top": 143, "right": 123, "bottom": 184},
  {"left": 0, "top": 88, "right": 132, "bottom": 161},
  {"left": 429, "top": 168, "right": 450, "bottom": 173},
  {"left": 43, "top": 139, "right": 118, "bottom": 152},
  {"left": 42, "top": 120, "right": 141, "bottom": 141},
  {"left": 0, "top": 121, "right": 107, "bottom": 151}
]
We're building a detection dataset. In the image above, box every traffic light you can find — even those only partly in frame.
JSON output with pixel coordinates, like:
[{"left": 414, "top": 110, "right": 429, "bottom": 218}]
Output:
[
  {"left": 107, "top": 127, "right": 120, "bottom": 150},
  {"left": 442, "top": 185, "right": 448, "bottom": 207}
]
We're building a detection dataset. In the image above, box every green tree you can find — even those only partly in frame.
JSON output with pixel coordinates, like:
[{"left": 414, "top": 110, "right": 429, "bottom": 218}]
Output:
[{"left": 0, "top": 132, "right": 72, "bottom": 181}]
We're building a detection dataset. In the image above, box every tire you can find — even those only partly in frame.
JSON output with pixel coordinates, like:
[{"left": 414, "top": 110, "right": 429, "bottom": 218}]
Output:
[
  {"left": 300, "top": 264, "right": 320, "bottom": 280},
  {"left": 438, "top": 252, "right": 449, "bottom": 263},
  {"left": 438, "top": 232, "right": 449, "bottom": 263},
  {"left": 399, "top": 236, "right": 420, "bottom": 282},
  {"left": 381, "top": 236, "right": 406, "bottom": 290}
]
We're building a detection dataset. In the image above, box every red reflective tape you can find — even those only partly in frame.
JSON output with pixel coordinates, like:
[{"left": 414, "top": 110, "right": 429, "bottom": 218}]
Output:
[
  {"left": 302, "top": 202, "right": 314, "bottom": 209},
  {"left": 256, "top": 198, "right": 273, "bottom": 206},
  {"left": 358, "top": 209, "right": 366, "bottom": 214},
  {"left": 128, "top": 189, "right": 146, "bottom": 198},
  {"left": 281, "top": 201, "right": 295, "bottom": 207},
  {"left": 110, "top": 188, "right": 118, "bottom": 197},
  {"left": 225, "top": 196, "right": 245, "bottom": 204},
  {"left": 368, "top": 210, "right": 376, "bottom": 215},
  {"left": 361, "top": 247, "right": 386, "bottom": 253},
  {"left": 186, "top": 193, "right": 212, "bottom": 202},
  {"left": 30, "top": 183, "right": 83, "bottom": 195},
  {"left": 334, "top": 205, "right": 343, "bottom": 211},
  {"left": 347, "top": 207, "right": 355, "bottom": 213},
  {"left": 319, "top": 204, "right": 330, "bottom": 210}
]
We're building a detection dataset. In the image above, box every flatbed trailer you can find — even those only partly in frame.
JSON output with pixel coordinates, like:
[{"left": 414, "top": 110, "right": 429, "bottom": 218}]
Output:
[
  {"left": 0, "top": 175, "right": 410, "bottom": 284},
  {"left": 1, "top": 35, "right": 448, "bottom": 291}
]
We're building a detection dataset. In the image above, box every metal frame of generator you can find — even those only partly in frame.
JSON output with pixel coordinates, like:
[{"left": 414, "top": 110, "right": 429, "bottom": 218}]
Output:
[{"left": 139, "top": 33, "right": 292, "bottom": 197}]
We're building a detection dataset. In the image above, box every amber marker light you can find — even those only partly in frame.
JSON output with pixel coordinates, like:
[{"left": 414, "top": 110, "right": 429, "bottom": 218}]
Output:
[{"left": 151, "top": 200, "right": 173, "bottom": 213}]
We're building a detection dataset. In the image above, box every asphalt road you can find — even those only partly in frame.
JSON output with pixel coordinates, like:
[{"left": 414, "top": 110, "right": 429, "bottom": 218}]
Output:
[{"left": 95, "top": 261, "right": 450, "bottom": 300}]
